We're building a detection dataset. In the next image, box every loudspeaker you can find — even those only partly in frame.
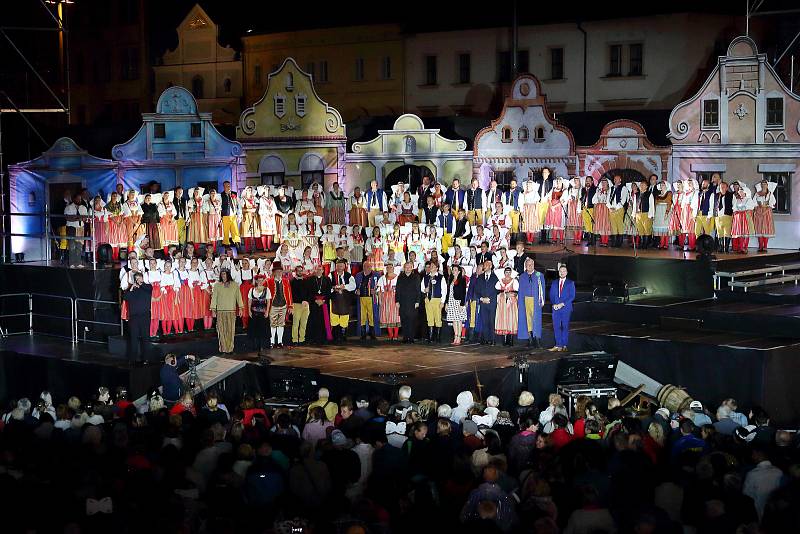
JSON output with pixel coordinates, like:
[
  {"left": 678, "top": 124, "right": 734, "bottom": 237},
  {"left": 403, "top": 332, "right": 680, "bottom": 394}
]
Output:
[
  {"left": 264, "top": 366, "right": 320, "bottom": 401},
  {"left": 97, "top": 244, "right": 113, "bottom": 265},
  {"left": 556, "top": 351, "right": 618, "bottom": 386}
]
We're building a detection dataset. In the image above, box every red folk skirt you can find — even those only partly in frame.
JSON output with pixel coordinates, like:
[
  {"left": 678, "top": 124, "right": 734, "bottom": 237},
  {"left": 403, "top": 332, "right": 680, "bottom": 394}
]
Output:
[
  {"left": 753, "top": 206, "right": 775, "bottom": 237},
  {"left": 593, "top": 204, "right": 612, "bottom": 236},
  {"left": 191, "top": 282, "right": 207, "bottom": 319},
  {"left": 545, "top": 201, "right": 565, "bottom": 230},
  {"left": 178, "top": 281, "right": 193, "bottom": 320},
  {"left": 108, "top": 216, "right": 127, "bottom": 247},
  {"left": 379, "top": 287, "right": 400, "bottom": 327},
  {"left": 239, "top": 280, "right": 253, "bottom": 321},
  {"left": 669, "top": 204, "right": 684, "bottom": 235},
  {"left": 203, "top": 287, "right": 214, "bottom": 318},
  {"left": 150, "top": 283, "right": 163, "bottom": 321},
  {"left": 566, "top": 200, "right": 582, "bottom": 230}
]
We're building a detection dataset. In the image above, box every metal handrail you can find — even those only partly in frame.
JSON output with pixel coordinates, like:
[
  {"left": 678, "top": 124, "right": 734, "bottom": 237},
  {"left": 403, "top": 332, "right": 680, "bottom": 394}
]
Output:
[
  {"left": 30, "top": 293, "right": 76, "bottom": 342},
  {"left": 0, "top": 293, "right": 33, "bottom": 337},
  {"left": 4, "top": 209, "right": 99, "bottom": 268},
  {"left": 74, "top": 297, "right": 124, "bottom": 344}
]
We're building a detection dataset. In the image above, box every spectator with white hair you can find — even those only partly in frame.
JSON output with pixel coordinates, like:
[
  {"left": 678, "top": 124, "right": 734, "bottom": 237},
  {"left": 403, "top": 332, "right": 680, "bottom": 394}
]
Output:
[
  {"left": 389, "top": 385, "right": 418, "bottom": 419},
  {"left": 714, "top": 404, "right": 742, "bottom": 435},
  {"left": 305, "top": 387, "right": 339, "bottom": 422}
]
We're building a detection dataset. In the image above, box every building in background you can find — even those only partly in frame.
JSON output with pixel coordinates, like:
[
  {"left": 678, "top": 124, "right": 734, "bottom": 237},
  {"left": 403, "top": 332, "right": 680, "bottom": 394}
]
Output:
[
  {"left": 236, "top": 58, "right": 347, "bottom": 190},
  {"left": 668, "top": 35, "right": 800, "bottom": 249},
  {"left": 347, "top": 114, "right": 472, "bottom": 191},
  {"left": 112, "top": 86, "right": 244, "bottom": 192},
  {"left": 68, "top": 0, "right": 151, "bottom": 126},
  {"left": 153, "top": 4, "right": 242, "bottom": 126},
  {"left": 577, "top": 120, "right": 670, "bottom": 183},
  {"left": 405, "top": 13, "right": 738, "bottom": 121},
  {"left": 241, "top": 24, "right": 404, "bottom": 122},
  {"left": 473, "top": 75, "right": 575, "bottom": 187}
]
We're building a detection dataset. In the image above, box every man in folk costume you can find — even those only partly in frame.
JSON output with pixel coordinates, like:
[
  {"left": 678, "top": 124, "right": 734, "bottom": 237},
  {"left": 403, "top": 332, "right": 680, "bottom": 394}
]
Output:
[
  {"left": 307, "top": 264, "right": 333, "bottom": 343},
  {"left": 210, "top": 269, "right": 244, "bottom": 354},
  {"left": 502, "top": 178, "right": 523, "bottom": 233},
  {"left": 330, "top": 258, "right": 356, "bottom": 343},
  {"left": 580, "top": 176, "right": 597, "bottom": 245},
  {"left": 473, "top": 258, "right": 499, "bottom": 345},
  {"left": 517, "top": 257, "right": 545, "bottom": 348},
  {"left": 421, "top": 261, "right": 447, "bottom": 343},
  {"left": 266, "top": 262, "right": 292, "bottom": 349},
  {"left": 466, "top": 177, "right": 485, "bottom": 227},
  {"left": 548, "top": 264, "right": 575, "bottom": 352},
  {"left": 694, "top": 177, "right": 716, "bottom": 245},
  {"left": 484, "top": 179, "right": 501, "bottom": 224},
  {"left": 421, "top": 194, "right": 439, "bottom": 226},
  {"left": 608, "top": 175, "right": 629, "bottom": 248},
  {"left": 635, "top": 179, "right": 655, "bottom": 249},
  {"left": 536, "top": 168, "right": 555, "bottom": 243},
  {"left": 220, "top": 180, "right": 241, "bottom": 251},
  {"left": 465, "top": 261, "right": 484, "bottom": 342},
  {"left": 355, "top": 261, "right": 381, "bottom": 340},
  {"left": 715, "top": 181, "right": 734, "bottom": 253},
  {"left": 436, "top": 202, "right": 457, "bottom": 257},
  {"left": 417, "top": 175, "right": 434, "bottom": 220},
  {"left": 445, "top": 178, "right": 467, "bottom": 216},
  {"left": 366, "top": 180, "right": 388, "bottom": 228},
  {"left": 173, "top": 186, "right": 188, "bottom": 247}
]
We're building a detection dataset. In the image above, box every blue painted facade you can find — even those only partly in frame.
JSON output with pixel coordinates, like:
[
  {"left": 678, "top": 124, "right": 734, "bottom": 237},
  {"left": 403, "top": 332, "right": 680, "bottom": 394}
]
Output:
[{"left": 112, "top": 86, "right": 245, "bottom": 193}]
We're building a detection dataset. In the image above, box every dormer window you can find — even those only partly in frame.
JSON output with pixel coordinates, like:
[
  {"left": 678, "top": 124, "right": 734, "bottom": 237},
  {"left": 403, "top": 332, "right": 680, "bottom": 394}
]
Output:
[
  {"left": 534, "top": 127, "right": 545, "bottom": 142},
  {"left": 519, "top": 126, "right": 529, "bottom": 142},
  {"left": 274, "top": 93, "right": 286, "bottom": 118},
  {"left": 295, "top": 93, "right": 307, "bottom": 117},
  {"left": 501, "top": 126, "right": 512, "bottom": 143}
]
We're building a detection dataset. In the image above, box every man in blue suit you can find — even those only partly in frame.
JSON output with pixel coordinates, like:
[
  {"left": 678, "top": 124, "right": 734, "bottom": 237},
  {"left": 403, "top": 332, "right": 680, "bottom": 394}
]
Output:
[
  {"left": 549, "top": 264, "right": 575, "bottom": 352},
  {"left": 474, "top": 259, "right": 499, "bottom": 345}
]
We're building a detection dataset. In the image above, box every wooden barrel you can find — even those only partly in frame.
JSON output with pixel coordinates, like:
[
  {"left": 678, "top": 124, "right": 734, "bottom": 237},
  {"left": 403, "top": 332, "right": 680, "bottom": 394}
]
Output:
[{"left": 657, "top": 384, "right": 693, "bottom": 413}]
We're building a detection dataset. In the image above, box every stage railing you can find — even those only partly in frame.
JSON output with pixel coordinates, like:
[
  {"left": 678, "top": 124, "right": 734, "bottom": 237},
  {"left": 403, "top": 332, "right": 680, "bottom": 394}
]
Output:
[
  {"left": 0, "top": 292, "right": 75, "bottom": 341},
  {"left": 4, "top": 210, "right": 99, "bottom": 268},
  {"left": 74, "top": 298, "right": 124, "bottom": 344}
]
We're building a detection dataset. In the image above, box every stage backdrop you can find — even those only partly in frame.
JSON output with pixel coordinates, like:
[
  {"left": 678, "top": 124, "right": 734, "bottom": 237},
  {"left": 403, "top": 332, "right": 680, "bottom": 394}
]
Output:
[{"left": 7, "top": 137, "right": 120, "bottom": 261}]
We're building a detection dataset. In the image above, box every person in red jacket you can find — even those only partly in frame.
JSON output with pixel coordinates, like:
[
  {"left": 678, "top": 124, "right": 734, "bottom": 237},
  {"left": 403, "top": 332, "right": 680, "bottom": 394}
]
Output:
[
  {"left": 265, "top": 261, "right": 293, "bottom": 348},
  {"left": 549, "top": 413, "right": 574, "bottom": 450}
]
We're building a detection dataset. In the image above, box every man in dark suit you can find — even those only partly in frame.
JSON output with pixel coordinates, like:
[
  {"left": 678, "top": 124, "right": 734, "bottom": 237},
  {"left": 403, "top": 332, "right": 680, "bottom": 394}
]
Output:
[
  {"left": 548, "top": 264, "right": 575, "bottom": 352},
  {"left": 474, "top": 242, "right": 492, "bottom": 267},
  {"left": 123, "top": 272, "right": 152, "bottom": 363},
  {"left": 395, "top": 261, "right": 422, "bottom": 343},
  {"left": 473, "top": 259, "right": 499, "bottom": 345}
]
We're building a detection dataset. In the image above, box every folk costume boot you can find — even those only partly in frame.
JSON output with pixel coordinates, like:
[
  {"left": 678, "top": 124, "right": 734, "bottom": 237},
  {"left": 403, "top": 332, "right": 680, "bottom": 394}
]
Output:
[{"left": 426, "top": 327, "right": 434, "bottom": 344}]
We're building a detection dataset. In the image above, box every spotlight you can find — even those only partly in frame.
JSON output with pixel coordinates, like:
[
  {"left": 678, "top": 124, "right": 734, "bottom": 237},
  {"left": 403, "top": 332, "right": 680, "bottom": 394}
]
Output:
[{"left": 14, "top": 252, "right": 25, "bottom": 263}]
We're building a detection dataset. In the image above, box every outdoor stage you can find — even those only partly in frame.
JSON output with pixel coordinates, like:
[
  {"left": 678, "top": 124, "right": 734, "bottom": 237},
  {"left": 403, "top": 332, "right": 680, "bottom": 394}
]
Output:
[{"left": 1, "top": 246, "right": 800, "bottom": 423}]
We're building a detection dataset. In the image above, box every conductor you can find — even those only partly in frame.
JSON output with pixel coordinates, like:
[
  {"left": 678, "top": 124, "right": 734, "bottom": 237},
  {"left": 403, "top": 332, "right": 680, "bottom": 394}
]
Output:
[
  {"left": 395, "top": 261, "right": 422, "bottom": 343},
  {"left": 122, "top": 272, "right": 152, "bottom": 363}
]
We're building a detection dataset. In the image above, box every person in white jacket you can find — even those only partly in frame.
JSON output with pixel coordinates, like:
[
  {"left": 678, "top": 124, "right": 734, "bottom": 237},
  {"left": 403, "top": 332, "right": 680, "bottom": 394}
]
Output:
[{"left": 607, "top": 175, "right": 629, "bottom": 247}]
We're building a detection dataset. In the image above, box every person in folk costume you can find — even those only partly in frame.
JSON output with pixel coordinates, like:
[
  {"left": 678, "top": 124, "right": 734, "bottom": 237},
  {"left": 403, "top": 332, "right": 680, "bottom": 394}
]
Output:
[
  {"left": 544, "top": 178, "right": 567, "bottom": 245},
  {"left": 219, "top": 181, "right": 241, "bottom": 250},
  {"left": 377, "top": 261, "right": 401, "bottom": 340},
  {"left": 307, "top": 263, "right": 333, "bottom": 343},
  {"left": 210, "top": 269, "right": 244, "bottom": 354},
  {"left": 591, "top": 177, "right": 612, "bottom": 246},
  {"left": 502, "top": 178, "right": 523, "bottom": 233},
  {"left": 266, "top": 262, "right": 293, "bottom": 349},
  {"left": 652, "top": 180, "right": 673, "bottom": 249},
  {"left": 494, "top": 246, "right": 513, "bottom": 270},
  {"left": 290, "top": 265, "right": 310, "bottom": 345},
  {"left": 366, "top": 225, "right": 387, "bottom": 273},
  {"left": 445, "top": 177, "right": 467, "bottom": 216},
  {"left": 247, "top": 274, "right": 271, "bottom": 354},
  {"left": 320, "top": 224, "right": 338, "bottom": 275},
  {"left": 296, "top": 189, "right": 317, "bottom": 221},
  {"left": 397, "top": 191, "right": 417, "bottom": 224},
  {"left": 565, "top": 177, "right": 584, "bottom": 246},
  {"left": 694, "top": 177, "right": 717, "bottom": 248},
  {"left": 488, "top": 225, "right": 508, "bottom": 253},
  {"left": 326, "top": 181, "right": 347, "bottom": 225},
  {"left": 276, "top": 242, "right": 299, "bottom": 274},
  {"left": 309, "top": 182, "right": 326, "bottom": 222},
  {"left": 396, "top": 260, "right": 423, "bottom": 343},
  {"left": 335, "top": 225, "right": 352, "bottom": 264},
  {"left": 233, "top": 257, "right": 256, "bottom": 329},
  {"left": 624, "top": 181, "right": 640, "bottom": 246},
  {"left": 437, "top": 202, "right": 457, "bottom": 257},
  {"left": 421, "top": 225, "right": 441, "bottom": 263},
  {"left": 256, "top": 186, "right": 278, "bottom": 251},
  {"left": 281, "top": 214, "right": 305, "bottom": 260},
  {"left": 753, "top": 179, "right": 777, "bottom": 252},
  {"left": 366, "top": 180, "right": 389, "bottom": 228},
  {"left": 489, "top": 200, "right": 511, "bottom": 230},
  {"left": 465, "top": 177, "right": 485, "bottom": 227},
  {"left": 388, "top": 182, "right": 404, "bottom": 216},
  {"left": 105, "top": 191, "right": 126, "bottom": 261},
  {"left": 448, "top": 244, "right": 470, "bottom": 278},
  {"left": 172, "top": 186, "right": 188, "bottom": 247},
  {"left": 347, "top": 187, "right": 367, "bottom": 227},
  {"left": 638, "top": 178, "right": 656, "bottom": 249},
  {"left": 668, "top": 180, "right": 685, "bottom": 249},
  {"left": 417, "top": 175, "right": 435, "bottom": 220},
  {"left": 520, "top": 179, "right": 541, "bottom": 244},
  {"left": 715, "top": 181, "right": 734, "bottom": 253},
  {"left": 680, "top": 178, "right": 699, "bottom": 251},
  {"left": 517, "top": 257, "right": 545, "bottom": 348},
  {"left": 731, "top": 182, "right": 756, "bottom": 254},
  {"left": 443, "top": 264, "right": 468, "bottom": 345},
  {"left": 431, "top": 182, "right": 445, "bottom": 208},
  {"left": 470, "top": 224, "right": 488, "bottom": 249},
  {"left": 355, "top": 260, "right": 381, "bottom": 340},
  {"left": 452, "top": 208, "right": 472, "bottom": 251},
  {"left": 329, "top": 258, "right": 356, "bottom": 343},
  {"left": 240, "top": 186, "right": 260, "bottom": 252},
  {"left": 473, "top": 259, "right": 499, "bottom": 345},
  {"left": 494, "top": 267, "right": 519, "bottom": 346},
  {"left": 483, "top": 179, "right": 501, "bottom": 224},
  {"left": 159, "top": 259, "right": 182, "bottom": 335},
  {"left": 144, "top": 258, "right": 163, "bottom": 337},
  {"left": 302, "top": 214, "right": 323, "bottom": 261},
  {"left": 606, "top": 175, "right": 629, "bottom": 248},
  {"left": 186, "top": 187, "right": 208, "bottom": 248},
  {"left": 90, "top": 195, "right": 110, "bottom": 254},
  {"left": 420, "top": 194, "right": 440, "bottom": 226},
  {"left": 387, "top": 224, "right": 406, "bottom": 265},
  {"left": 420, "top": 261, "right": 447, "bottom": 343},
  {"left": 158, "top": 190, "right": 179, "bottom": 255},
  {"left": 119, "top": 256, "right": 143, "bottom": 322},
  {"left": 548, "top": 264, "right": 575, "bottom": 352},
  {"left": 201, "top": 256, "right": 218, "bottom": 330},
  {"left": 300, "top": 246, "right": 320, "bottom": 277},
  {"left": 465, "top": 261, "right": 484, "bottom": 342},
  {"left": 274, "top": 187, "right": 294, "bottom": 240},
  {"left": 122, "top": 189, "right": 144, "bottom": 251},
  {"left": 186, "top": 257, "right": 208, "bottom": 331},
  {"left": 406, "top": 223, "right": 425, "bottom": 261},
  {"left": 204, "top": 189, "right": 223, "bottom": 253},
  {"left": 138, "top": 192, "right": 162, "bottom": 250},
  {"left": 580, "top": 176, "right": 598, "bottom": 246},
  {"left": 174, "top": 256, "right": 193, "bottom": 332}
]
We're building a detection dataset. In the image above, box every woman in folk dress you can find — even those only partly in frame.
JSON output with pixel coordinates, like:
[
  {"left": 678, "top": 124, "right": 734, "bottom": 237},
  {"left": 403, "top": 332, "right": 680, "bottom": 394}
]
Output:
[
  {"left": 680, "top": 179, "right": 699, "bottom": 250},
  {"left": 310, "top": 183, "right": 326, "bottom": 221},
  {"left": 235, "top": 257, "right": 256, "bottom": 328},
  {"left": 406, "top": 224, "right": 424, "bottom": 260},
  {"left": 668, "top": 181, "right": 684, "bottom": 248},
  {"left": 240, "top": 186, "right": 260, "bottom": 251},
  {"left": 122, "top": 189, "right": 144, "bottom": 251},
  {"left": 159, "top": 259, "right": 182, "bottom": 336},
  {"left": 348, "top": 188, "right": 368, "bottom": 228},
  {"left": 521, "top": 180, "right": 541, "bottom": 244},
  {"left": 488, "top": 225, "right": 508, "bottom": 253},
  {"left": 350, "top": 225, "right": 365, "bottom": 275},
  {"left": 175, "top": 257, "right": 193, "bottom": 333},
  {"left": 186, "top": 187, "right": 208, "bottom": 247},
  {"left": 106, "top": 192, "right": 126, "bottom": 261},
  {"left": 652, "top": 181, "right": 673, "bottom": 249},
  {"left": 398, "top": 191, "right": 417, "bottom": 224},
  {"left": 300, "top": 246, "right": 320, "bottom": 277},
  {"left": 205, "top": 190, "right": 223, "bottom": 253},
  {"left": 753, "top": 179, "right": 776, "bottom": 252},
  {"left": 422, "top": 225, "right": 441, "bottom": 263},
  {"left": 387, "top": 224, "right": 406, "bottom": 265},
  {"left": 201, "top": 256, "right": 218, "bottom": 330},
  {"left": 445, "top": 264, "right": 468, "bottom": 345},
  {"left": 566, "top": 178, "right": 583, "bottom": 245},
  {"left": 591, "top": 178, "right": 612, "bottom": 246},
  {"left": 731, "top": 183, "right": 755, "bottom": 254},
  {"left": 159, "top": 191, "right": 179, "bottom": 254},
  {"left": 377, "top": 262, "right": 401, "bottom": 340},
  {"left": 365, "top": 226, "right": 387, "bottom": 273},
  {"left": 91, "top": 196, "right": 110, "bottom": 254},
  {"left": 257, "top": 187, "right": 277, "bottom": 251},
  {"left": 544, "top": 179, "right": 566, "bottom": 244},
  {"left": 320, "top": 224, "right": 338, "bottom": 275},
  {"left": 144, "top": 258, "right": 163, "bottom": 337},
  {"left": 326, "top": 182, "right": 346, "bottom": 225},
  {"left": 494, "top": 267, "right": 519, "bottom": 346}
]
